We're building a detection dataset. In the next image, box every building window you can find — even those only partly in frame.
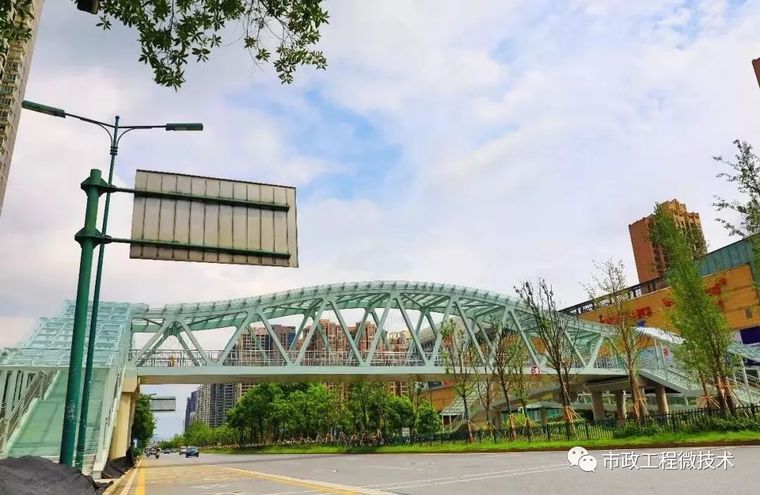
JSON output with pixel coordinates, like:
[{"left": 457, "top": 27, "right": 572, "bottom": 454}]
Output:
[{"left": 746, "top": 308, "right": 753, "bottom": 319}]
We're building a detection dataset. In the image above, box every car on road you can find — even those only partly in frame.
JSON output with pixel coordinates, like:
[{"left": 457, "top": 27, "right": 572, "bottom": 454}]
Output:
[
  {"left": 185, "top": 446, "right": 199, "bottom": 458},
  {"left": 179, "top": 446, "right": 187, "bottom": 455}
]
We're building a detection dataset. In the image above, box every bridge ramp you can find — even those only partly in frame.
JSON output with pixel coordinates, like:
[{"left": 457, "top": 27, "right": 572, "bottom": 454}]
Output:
[{"left": 7, "top": 369, "right": 107, "bottom": 460}]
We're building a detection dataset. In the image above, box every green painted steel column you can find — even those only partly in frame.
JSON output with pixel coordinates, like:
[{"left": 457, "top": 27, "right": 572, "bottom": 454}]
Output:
[
  {"left": 60, "top": 169, "right": 106, "bottom": 467},
  {"left": 75, "top": 116, "right": 119, "bottom": 469}
]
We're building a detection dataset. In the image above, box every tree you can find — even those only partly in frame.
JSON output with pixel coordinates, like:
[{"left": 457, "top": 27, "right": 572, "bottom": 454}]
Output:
[
  {"left": 1, "top": 1, "right": 35, "bottom": 46},
  {"left": 586, "top": 259, "right": 649, "bottom": 420},
  {"left": 440, "top": 319, "right": 477, "bottom": 442},
  {"left": 714, "top": 140, "right": 760, "bottom": 237},
  {"left": 714, "top": 140, "right": 760, "bottom": 293},
  {"left": 89, "top": 0, "right": 328, "bottom": 89},
  {"left": 404, "top": 382, "right": 425, "bottom": 434},
  {"left": 474, "top": 339, "right": 499, "bottom": 437},
  {"left": 650, "top": 204, "right": 736, "bottom": 414},
  {"left": 131, "top": 394, "right": 156, "bottom": 450},
  {"left": 384, "top": 395, "right": 414, "bottom": 435},
  {"left": 414, "top": 400, "right": 442, "bottom": 435},
  {"left": 515, "top": 279, "right": 577, "bottom": 429},
  {"left": 488, "top": 319, "right": 525, "bottom": 439}
]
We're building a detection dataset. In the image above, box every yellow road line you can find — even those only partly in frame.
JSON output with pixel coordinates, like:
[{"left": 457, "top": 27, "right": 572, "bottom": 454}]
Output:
[
  {"left": 222, "top": 466, "right": 395, "bottom": 495},
  {"left": 134, "top": 459, "right": 147, "bottom": 495},
  {"left": 117, "top": 458, "right": 142, "bottom": 495}
]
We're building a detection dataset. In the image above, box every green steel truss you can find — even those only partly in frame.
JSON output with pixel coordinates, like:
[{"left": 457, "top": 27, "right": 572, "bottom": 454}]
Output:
[
  {"left": 5, "top": 281, "right": 760, "bottom": 470},
  {"left": 128, "top": 281, "right": 672, "bottom": 383}
]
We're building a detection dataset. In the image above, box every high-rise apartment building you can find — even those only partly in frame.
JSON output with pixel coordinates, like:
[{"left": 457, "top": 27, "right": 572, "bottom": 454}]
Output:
[
  {"left": 185, "top": 319, "right": 417, "bottom": 428},
  {"left": 184, "top": 390, "right": 198, "bottom": 431},
  {"left": 629, "top": 199, "right": 706, "bottom": 283},
  {"left": 0, "top": 1, "right": 44, "bottom": 216},
  {"left": 193, "top": 383, "right": 239, "bottom": 428}
]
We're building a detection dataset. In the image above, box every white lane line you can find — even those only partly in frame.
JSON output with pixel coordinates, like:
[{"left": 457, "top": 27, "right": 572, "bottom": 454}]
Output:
[
  {"left": 118, "top": 458, "right": 143, "bottom": 495},
  {"left": 364, "top": 463, "right": 566, "bottom": 489},
  {"left": 377, "top": 465, "right": 569, "bottom": 490}
]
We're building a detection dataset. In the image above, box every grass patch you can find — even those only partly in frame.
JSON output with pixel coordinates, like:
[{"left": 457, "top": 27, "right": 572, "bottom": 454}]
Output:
[{"left": 203, "top": 430, "right": 760, "bottom": 455}]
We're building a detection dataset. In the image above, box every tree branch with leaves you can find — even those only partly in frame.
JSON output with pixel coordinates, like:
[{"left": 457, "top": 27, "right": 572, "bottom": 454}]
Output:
[
  {"left": 487, "top": 318, "right": 525, "bottom": 439},
  {"left": 440, "top": 318, "right": 477, "bottom": 442},
  {"left": 585, "top": 259, "right": 649, "bottom": 420},
  {"left": 90, "top": 0, "right": 329, "bottom": 88},
  {"left": 515, "top": 278, "right": 578, "bottom": 429},
  {"left": 650, "top": 204, "right": 736, "bottom": 414}
]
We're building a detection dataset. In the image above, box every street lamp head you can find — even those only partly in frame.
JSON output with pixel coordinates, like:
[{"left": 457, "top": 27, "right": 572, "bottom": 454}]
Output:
[
  {"left": 165, "top": 123, "right": 204, "bottom": 131},
  {"left": 22, "top": 100, "right": 67, "bottom": 118}
]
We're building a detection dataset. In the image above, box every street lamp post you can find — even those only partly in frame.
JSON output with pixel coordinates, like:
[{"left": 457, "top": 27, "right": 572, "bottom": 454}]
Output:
[{"left": 21, "top": 100, "right": 202, "bottom": 467}]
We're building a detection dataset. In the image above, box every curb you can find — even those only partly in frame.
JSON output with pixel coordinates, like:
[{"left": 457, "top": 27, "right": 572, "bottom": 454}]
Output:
[
  {"left": 100, "top": 476, "right": 123, "bottom": 495},
  {"left": 100, "top": 459, "right": 141, "bottom": 495}
]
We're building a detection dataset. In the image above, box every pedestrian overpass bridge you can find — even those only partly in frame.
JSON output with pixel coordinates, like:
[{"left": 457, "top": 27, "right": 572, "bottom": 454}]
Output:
[{"left": 1, "top": 280, "right": 759, "bottom": 475}]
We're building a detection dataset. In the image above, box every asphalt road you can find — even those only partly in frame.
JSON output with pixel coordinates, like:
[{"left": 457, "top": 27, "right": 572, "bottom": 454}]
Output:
[{"left": 120, "top": 446, "right": 760, "bottom": 495}]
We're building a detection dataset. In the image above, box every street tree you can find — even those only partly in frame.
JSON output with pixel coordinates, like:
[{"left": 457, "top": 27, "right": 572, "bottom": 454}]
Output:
[
  {"left": 474, "top": 342, "right": 499, "bottom": 437},
  {"left": 714, "top": 140, "right": 760, "bottom": 237},
  {"left": 414, "top": 401, "right": 442, "bottom": 435},
  {"left": 131, "top": 394, "right": 156, "bottom": 450},
  {"left": 515, "top": 279, "right": 578, "bottom": 429},
  {"left": 650, "top": 204, "right": 736, "bottom": 413},
  {"left": 488, "top": 319, "right": 526, "bottom": 438},
  {"left": 440, "top": 318, "right": 478, "bottom": 442},
  {"left": 586, "top": 259, "right": 649, "bottom": 420},
  {"left": 714, "top": 140, "right": 760, "bottom": 285}
]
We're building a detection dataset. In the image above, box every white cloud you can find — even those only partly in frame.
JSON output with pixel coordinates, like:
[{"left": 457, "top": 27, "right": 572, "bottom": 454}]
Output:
[{"left": 2, "top": 0, "right": 760, "bottom": 436}]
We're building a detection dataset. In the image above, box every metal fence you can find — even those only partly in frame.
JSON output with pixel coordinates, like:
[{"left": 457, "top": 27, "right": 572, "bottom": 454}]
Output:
[
  {"left": 191, "top": 404, "right": 760, "bottom": 450},
  {"left": 385, "top": 404, "right": 760, "bottom": 446}
]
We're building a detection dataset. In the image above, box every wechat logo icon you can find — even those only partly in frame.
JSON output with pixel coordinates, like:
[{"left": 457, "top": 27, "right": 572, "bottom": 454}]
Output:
[{"left": 568, "top": 446, "right": 597, "bottom": 473}]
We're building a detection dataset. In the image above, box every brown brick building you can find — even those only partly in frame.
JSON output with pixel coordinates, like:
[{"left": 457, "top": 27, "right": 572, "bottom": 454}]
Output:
[{"left": 629, "top": 199, "right": 706, "bottom": 283}]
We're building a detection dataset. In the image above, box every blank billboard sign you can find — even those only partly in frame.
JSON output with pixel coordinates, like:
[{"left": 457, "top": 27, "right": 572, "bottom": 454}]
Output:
[
  {"left": 129, "top": 170, "right": 298, "bottom": 267},
  {"left": 150, "top": 396, "right": 177, "bottom": 412}
]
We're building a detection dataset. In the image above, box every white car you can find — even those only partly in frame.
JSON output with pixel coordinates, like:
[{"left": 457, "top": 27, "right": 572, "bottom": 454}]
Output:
[{"left": 179, "top": 446, "right": 187, "bottom": 455}]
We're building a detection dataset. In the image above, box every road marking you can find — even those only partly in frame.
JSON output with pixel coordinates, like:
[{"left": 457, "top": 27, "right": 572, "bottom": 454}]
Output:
[
  {"left": 365, "top": 463, "right": 566, "bottom": 489},
  {"left": 134, "top": 460, "right": 147, "bottom": 495},
  {"left": 222, "top": 466, "right": 395, "bottom": 495},
  {"left": 368, "top": 464, "right": 568, "bottom": 490},
  {"left": 118, "top": 458, "right": 142, "bottom": 495}
]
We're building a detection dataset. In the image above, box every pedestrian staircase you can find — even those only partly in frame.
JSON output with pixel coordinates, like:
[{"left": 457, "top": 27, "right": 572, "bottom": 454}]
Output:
[
  {"left": 7, "top": 369, "right": 106, "bottom": 460},
  {"left": 0, "top": 301, "right": 139, "bottom": 475}
]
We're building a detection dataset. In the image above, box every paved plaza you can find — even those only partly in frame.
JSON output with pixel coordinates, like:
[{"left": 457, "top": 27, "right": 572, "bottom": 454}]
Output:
[{"left": 121, "top": 446, "right": 760, "bottom": 495}]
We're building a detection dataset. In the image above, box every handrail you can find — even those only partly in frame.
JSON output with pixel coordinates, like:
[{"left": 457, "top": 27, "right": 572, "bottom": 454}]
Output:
[{"left": 0, "top": 371, "right": 57, "bottom": 456}]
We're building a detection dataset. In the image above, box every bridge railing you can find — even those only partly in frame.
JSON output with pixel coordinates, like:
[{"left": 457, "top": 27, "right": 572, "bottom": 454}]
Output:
[
  {"left": 130, "top": 349, "right": 449, "bottom": 368},
  {"left": 0, "top": 370, "right": 57, "bottom": 456}
]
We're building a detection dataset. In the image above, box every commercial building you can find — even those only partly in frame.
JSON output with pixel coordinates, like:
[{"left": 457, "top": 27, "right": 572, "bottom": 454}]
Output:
[
  {"left": 629, "top": 199, "right": 706, "bottom": 283},
  {"left": 566, "top": 237, "right": 760, "bottom": 346},
  {"left": 0, "top": 0, "right": 44, "bottom": 216}
]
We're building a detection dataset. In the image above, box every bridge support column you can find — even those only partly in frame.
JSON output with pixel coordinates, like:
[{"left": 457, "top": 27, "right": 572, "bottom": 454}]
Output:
[
  {"left": 614, "top": 391, "right": 626, "bottom": 421},
  {"left": 591, "top": 391, "right": 605, "bottom": 421},
  {"left": 0, "top": 370, "right": 7, "bottom": 410},
  {"left": 655, "top": 384, "right": 669, "bottom": 415},
  {"left": 109, "top": 375, "right": 138, "bottom": 460},
  {"left": 3, "top": 370, "right": 17, "bottom": 415}
]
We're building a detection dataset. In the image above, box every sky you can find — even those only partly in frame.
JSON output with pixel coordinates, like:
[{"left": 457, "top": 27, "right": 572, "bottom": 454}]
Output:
[{"left": 2, "top": 0, "right": 760, "bottom": 438}]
